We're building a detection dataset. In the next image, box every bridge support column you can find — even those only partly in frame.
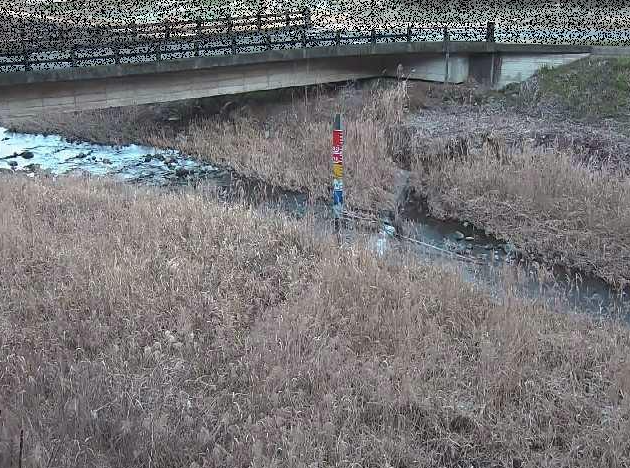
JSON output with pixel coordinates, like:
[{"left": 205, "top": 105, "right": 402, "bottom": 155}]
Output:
[{"left": 468, "top": 53, "right": 501, "bottom": 87}]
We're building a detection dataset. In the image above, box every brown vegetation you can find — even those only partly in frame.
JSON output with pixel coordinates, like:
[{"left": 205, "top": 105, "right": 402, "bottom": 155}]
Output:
[
  {"left": 8, "top": 68, "right": 630, "bottom": 286},
  {"left": 12, "top": 82, "right": 409, "bottom": 212},
  {"left": 2, "top": 174, "right": 630, "bottom": 467},
  {"left": 413, "top": 134, "right": 630, "bottom": 286}
]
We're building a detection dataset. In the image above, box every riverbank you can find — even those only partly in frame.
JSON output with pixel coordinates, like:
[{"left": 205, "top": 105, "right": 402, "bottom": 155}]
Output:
[
  {"left": 1, "top": 174, "right": 629, "bottom": 467},
  {"left": 7, "top": 82, "right": 407, "bottom": 212},
  {"left": 413, "top": 125, "right": 630, "bottom": 286},
  {"left": 500, "top": 56, "right": 630, "bottom": 123},
  {"left": 8, "top": 60, "right": 630, "bottom": 285}
]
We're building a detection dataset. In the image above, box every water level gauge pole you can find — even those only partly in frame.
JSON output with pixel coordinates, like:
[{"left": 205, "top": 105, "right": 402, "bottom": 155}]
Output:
[{"left": 331, "top": 113, "right": 344, "bottom": 234}]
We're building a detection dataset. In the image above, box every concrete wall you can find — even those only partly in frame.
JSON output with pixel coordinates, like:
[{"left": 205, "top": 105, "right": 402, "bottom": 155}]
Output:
[
  {"left": 386, "top": 51, "right": 589, "bottom": 88},
  {"left": 591, "top": 46, "right": 630, "bottom": 57},
  {"left": 495, "top": 53, "right": 590, "bottom": 88}
]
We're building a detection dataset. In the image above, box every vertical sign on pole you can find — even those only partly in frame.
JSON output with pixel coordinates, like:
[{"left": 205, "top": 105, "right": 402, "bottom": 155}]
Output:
[{"left": 331, "top": 113, "right": 344, "bottom": 233}]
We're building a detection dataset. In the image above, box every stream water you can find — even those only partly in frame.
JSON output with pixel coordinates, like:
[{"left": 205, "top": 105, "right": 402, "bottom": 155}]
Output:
[{"left": 1, "top": 125, "right": 628, "bottom": 319}]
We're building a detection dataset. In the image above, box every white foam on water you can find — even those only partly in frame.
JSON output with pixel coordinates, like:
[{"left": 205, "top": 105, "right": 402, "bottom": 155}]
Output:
[{"left": 0, "top": 126, "right": 215, "bottom": 181}]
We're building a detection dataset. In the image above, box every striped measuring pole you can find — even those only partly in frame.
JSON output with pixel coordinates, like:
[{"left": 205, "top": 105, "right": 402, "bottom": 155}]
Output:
[{"left": 331, "top": 113, "right": 344, "bottom": 233}]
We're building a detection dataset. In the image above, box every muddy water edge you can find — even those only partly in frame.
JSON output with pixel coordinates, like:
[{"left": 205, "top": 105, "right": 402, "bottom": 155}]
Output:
[{"left": 1, "top": 124, "right": 629, "bottom": 319}]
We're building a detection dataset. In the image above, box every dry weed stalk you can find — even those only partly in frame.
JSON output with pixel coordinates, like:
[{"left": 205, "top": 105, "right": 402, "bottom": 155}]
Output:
[
  {"left": 1, "top": 175, "right": 630, "bottom": 467},
  {"left": 416, "top": 140, "right": 630, "bottom": 285}
]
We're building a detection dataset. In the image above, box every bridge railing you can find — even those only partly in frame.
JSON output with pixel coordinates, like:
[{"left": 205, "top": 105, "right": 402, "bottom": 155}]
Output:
[
  {"left": 0, "top": 9, "right": 313, "bottom": 54},
  {"left": 0, "top": 21, "right": 496, "bottom": 72}
]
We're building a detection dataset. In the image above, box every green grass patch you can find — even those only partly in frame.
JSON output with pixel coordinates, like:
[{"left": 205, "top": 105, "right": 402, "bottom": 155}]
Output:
[{"left": 537, "top": 57, "right": 630, "bottom": 120}]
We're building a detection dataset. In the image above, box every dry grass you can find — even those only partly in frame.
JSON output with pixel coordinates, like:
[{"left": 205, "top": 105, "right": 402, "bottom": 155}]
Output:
[
  {"left": 9, "top": 76, "right": 630, "bottom": 287},
  {"left": 2, "top": 174, "right": 630, "bottom": 467},
  {"left": 9, "top": 82, "right": 409, "bottom": 212},
  {"left": 415, "top": 140, "right": 630, "bottom": 285},
  {"left": 500, "top": 58, "right": 630, "bottom": 122},
  {"left": 8, "top": 104, "right": 172, "bottom": 147}
]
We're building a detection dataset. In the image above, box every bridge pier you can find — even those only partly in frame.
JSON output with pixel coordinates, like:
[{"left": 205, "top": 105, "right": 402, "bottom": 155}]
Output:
[{"left": 469, "top": 53, "right": 500, "bottom": 87}]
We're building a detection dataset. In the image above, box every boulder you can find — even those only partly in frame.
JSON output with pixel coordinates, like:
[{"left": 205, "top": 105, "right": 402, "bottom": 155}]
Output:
[
  {"left": 24, "top": 163, "right": 41, "bottom": 172},
  {"left": 175, "top": 167, "right": 191, "bottom": 177},
  {"left": 6, "top": 150, "right": 36, "bottom": 159}
]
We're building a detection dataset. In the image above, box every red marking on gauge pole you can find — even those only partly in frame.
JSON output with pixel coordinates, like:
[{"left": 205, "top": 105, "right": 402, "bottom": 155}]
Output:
[{"left": 331, "top": 113, "right": 344, "bottom": 233}]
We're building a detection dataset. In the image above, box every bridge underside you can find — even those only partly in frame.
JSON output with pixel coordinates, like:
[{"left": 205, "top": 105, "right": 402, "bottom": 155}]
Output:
[
  {"left": 0, "top": 42, "right": 598, "bottom": 121},
  {"left": 1, "top": 56, "right": 391, "bottom": 120}
]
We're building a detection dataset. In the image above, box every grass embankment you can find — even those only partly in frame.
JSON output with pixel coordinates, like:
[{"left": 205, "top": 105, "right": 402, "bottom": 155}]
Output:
[
  {"left": 503, "top": 57, "right": 630, "bottom": 122},
  {"left": 414, "top": 141, "right": 630, "bottom": 285},
  {"left": 2, "top": 175, "right": 630, "bottom": 467},
  {"left": 412, "top": 58, "right": 630, "bottom": 285}
]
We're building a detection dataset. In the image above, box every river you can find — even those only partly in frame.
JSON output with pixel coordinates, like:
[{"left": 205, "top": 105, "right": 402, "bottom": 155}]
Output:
[{"left": 2, "top": 125, "right": 628, "bottom": 319}]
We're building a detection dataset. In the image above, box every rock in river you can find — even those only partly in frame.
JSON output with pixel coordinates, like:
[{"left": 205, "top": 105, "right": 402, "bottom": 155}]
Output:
[
  {"left": 24, "top": 163, "right": 41, "bottom": 172},
  {"left": 502, "top": 243, "right": 517, "bottom": 255},
  {"left": 454, "top": 231, "right": 465, "bottom": 241},
  {"left": 7, "top": 161, "right": 18, "bottom": 168},
  {"left": 175, "top": 167, "right": 191, "bottom": 177},
  {"left": 18, "top": 150, "right": 34, "bottom": 159}
]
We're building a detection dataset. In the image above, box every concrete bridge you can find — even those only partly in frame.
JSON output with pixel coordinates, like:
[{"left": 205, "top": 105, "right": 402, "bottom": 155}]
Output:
[{"left": 0, "top": 18, "right": 628, "bottom": 121}]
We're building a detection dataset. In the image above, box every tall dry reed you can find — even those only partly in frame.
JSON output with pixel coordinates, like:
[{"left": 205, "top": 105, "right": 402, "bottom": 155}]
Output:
[
  {"left": 415, "top": 141, "right": 630, "bottom": 285},
  {"left": 1, "top": 175, "right": 630, "bottom": 467}
]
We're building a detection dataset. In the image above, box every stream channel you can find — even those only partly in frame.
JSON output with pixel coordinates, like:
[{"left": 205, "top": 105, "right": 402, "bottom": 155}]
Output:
[{"left": 1, "top": 125, "right": 628, "bottom": 319}]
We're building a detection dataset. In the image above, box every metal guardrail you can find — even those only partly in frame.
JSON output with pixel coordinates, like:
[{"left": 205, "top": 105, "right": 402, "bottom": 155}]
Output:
[
  {"left": 0, "top": 19, "right": 497, "bottom": 72},
  {"left": 0, "top": 9, "right": 312, "bottom": 52}
]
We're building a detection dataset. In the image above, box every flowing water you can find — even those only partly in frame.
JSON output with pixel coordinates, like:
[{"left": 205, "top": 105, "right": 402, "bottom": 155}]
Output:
[{"left": 1, "top": 125, "right": 628, "bottom": 319}]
